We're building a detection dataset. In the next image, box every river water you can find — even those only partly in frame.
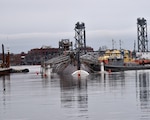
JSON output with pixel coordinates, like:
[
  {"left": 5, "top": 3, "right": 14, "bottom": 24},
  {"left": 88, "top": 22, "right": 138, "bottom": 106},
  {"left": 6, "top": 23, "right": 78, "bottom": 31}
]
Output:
[{"left": 0, "top": 65, "right": 150, "bottom": 120}]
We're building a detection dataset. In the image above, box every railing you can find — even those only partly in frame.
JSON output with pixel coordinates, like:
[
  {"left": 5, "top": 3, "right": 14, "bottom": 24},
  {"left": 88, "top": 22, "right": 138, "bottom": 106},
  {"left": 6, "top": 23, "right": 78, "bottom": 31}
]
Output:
[{"left": 44, "top": 55, "right": 70, "bottom": 65}]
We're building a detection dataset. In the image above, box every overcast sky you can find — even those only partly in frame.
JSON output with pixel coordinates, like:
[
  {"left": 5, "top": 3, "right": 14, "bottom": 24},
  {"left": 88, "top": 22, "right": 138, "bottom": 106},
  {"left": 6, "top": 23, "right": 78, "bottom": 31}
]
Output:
[{"left": 0, "top": 0, "right": 150, "bottom": 53}]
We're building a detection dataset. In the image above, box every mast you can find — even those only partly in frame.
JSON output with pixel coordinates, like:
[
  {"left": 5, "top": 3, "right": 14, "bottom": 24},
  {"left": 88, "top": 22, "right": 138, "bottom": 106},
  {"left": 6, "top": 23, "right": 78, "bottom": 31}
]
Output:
[{"left": 2, "top": 44, "right": 5, "bottom": 68}]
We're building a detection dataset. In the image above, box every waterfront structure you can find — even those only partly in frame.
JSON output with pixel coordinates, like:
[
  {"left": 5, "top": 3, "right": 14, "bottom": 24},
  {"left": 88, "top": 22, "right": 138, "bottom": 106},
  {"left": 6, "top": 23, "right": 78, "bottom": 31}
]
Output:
[
  {"left": 98, "top": 49, "right": 132, "bottom": 64},
  {"left": 1, "top": 45, "right": 93, "bottom": 66},
  {"left": 5, "top": 47, "right": 59, "bottom": 65},
  {"left": 137, "top": 18, "right": 148, "bottom": 52},
  {"left": 135, "top": 18, "right": 150, "bottom": 63},
  {"left": 24, "top": 46, "right": 59, "bottom": 65},
  {"left": 74, "top": 22, "right": 86, "bottom": 54}
]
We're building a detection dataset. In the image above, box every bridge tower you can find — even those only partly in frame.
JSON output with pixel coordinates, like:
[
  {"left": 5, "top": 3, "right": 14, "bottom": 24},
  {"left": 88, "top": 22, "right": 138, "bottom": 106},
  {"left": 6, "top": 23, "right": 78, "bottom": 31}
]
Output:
[
  {"left": 137, "top": 18, "right": 148, "bottom": 52},
  {"left": 74, "top": 22, "right": 86, "bottom": 53}
]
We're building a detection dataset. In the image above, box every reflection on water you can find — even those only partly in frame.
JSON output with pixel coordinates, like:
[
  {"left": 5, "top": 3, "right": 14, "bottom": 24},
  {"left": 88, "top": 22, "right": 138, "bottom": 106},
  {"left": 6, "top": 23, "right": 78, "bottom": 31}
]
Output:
[
  {"left": 108, "top": 72, "right": 125, "bottom": 88},
  {"left": 139, "top": 72, "right": 149, "bottom": 102},
  {"left": 0, "top": 75, "right": 11, "bottom": 116},
  {"left": 1, "top": 75, "right": 10, "bottom": 92},
  {"left": 60, "top": 75, "right": 88, "bottom": 119},
  {"left": 0, "top": 66, "right": 150, "bottom": 120},
  {"left": 136, "top": 71, "right": 150, "bottom": 120},
  {"left": 88, "top": 72, "right": 126, "bottom": 91}
]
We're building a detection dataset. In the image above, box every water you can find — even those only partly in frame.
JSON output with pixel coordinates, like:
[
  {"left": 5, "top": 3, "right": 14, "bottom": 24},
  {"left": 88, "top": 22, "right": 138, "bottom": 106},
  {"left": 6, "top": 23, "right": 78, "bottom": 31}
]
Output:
[{"left": 0, "top": 65, "right": 150, "bottom": 120}]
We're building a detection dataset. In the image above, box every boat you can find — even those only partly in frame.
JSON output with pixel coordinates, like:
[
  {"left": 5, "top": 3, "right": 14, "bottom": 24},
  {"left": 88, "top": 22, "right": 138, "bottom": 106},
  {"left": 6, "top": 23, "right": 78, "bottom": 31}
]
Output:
[
  {"left": 0, "top": 68, "right": 12, "bottom": 76},
  {"left": 10, "top": 68, "right": 29, "bottom": 73},
  {"left": 104, "top": 62, "right": 150, "bottom": 72},
  {"left": 0, "top": 44, "right": 29, "bottom": 75},
  {"left": 99, "top": 49, "right": 150, "bottom": 72}
]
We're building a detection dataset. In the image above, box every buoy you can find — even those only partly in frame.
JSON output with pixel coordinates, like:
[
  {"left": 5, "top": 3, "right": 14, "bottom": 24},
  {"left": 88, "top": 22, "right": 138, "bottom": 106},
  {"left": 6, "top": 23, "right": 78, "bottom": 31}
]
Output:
[
  {"left": 44, "top": 74, "right": 47, "bottom": 77},
  {"left": 78, "top": 71, "right": 81, "bottom": 77}
]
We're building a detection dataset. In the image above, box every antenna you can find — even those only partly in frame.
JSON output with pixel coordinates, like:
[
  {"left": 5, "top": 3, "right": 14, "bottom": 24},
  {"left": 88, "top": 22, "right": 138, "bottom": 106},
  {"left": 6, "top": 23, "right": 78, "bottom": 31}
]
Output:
[
  {"left": 119, "top": 40, "right": 121, "bottom": 50},
  {"left": 112, "top": 39, "right": 114, "bottom": 49},
  {"left": 134, "top": 40, "right": 136, "bottom": 51}
]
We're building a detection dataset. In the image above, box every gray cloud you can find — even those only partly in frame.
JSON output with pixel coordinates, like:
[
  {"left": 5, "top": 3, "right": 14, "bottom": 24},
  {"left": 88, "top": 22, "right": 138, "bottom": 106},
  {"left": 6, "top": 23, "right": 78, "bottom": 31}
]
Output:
[{"left": 0, "top": 0, "right": 150, "bottom": 53}]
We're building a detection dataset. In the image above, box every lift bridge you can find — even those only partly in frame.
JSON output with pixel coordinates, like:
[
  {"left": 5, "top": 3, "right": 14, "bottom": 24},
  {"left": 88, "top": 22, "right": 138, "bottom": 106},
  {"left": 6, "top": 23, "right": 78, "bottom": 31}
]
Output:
[{"left": 137, "top": 18, "right": 148, "bottom": 52}]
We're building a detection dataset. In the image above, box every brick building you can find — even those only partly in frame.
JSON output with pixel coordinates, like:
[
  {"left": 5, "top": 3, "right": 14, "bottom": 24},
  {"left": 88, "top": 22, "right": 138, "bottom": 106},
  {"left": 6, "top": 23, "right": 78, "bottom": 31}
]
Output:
[
  {"left": 10, "top": 52, "right": 27, "bottom": 65},
  {"left": 24, "top": 47, "right": 59, "bottom": 65}
]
